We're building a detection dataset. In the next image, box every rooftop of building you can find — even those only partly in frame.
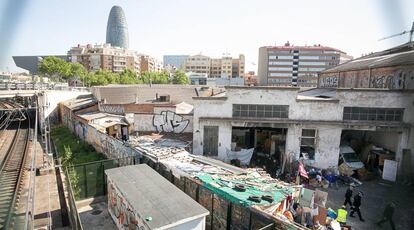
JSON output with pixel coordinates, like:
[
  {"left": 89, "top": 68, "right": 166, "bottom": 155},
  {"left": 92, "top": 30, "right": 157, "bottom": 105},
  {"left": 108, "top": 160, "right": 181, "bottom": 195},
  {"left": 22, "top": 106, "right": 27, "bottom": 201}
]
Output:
[
  {"left": 322, "top": 42, "right": 414, "bottom": 73},
  {"left": 92, "top": 84, "right": 224, "bottom": 105},
  {"left": 297, "top": 88, "right": 338, "bottom": 101},
  {"left": 105, "top": 164, "right": 209, "bottom": 229},
  {"left": 79, "top": 111, "right": 132, "bottom": 128},
  {"left": 61, "top": 94, "right": 97, "bottom": 111},
  {"left": 193, "top": 86, "right": 413, "bottom": 102},
  {"left": 261, "top": 43, "right": 345, "bottom": 53}
]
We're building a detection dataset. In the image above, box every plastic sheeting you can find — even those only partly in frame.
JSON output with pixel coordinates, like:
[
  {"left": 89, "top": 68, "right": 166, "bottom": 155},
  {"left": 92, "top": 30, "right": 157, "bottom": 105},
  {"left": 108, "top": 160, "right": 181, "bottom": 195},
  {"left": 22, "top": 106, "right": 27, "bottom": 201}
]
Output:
[{"left": 225, "top": 148, "right": 254, "bottom": 165}]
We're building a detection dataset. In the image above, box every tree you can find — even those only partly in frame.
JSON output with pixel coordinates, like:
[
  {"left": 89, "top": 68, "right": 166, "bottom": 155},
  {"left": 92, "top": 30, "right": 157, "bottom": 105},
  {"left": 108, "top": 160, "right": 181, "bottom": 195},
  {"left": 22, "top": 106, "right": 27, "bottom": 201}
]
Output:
[
  {"left": 139, "top": 71, "right": 170, "bottom": 84},
  {"left": 38, "top": 56, "right": 71, "bottom": 82},
  {"left": 119, "top": 69, "right": 141, "bottom": 84},
  {"left": 69, "top": 63, "right": 87, "bottom": 79},
  {"left": 84, "top": 69, "right": 119, "bottom": 86},
  {"left": 172, "top": 70, "right": 190, "bottom": 84}
]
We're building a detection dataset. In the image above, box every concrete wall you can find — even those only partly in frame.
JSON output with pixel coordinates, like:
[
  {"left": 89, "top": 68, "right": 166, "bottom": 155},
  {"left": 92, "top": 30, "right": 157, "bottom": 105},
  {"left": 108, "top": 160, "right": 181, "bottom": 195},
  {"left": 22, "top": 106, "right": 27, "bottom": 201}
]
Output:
[
  {"left": 39, "top": 91, "right": 90, "bottom": 119},
  {"left": 193, "top": 87, "right": 414, "bottom": 169},
  {"left": 169, "top": 217, "right": 206, "bottom": 230},
  {"left": 134, "top": 113, "right": 193, "bottom": 133}
]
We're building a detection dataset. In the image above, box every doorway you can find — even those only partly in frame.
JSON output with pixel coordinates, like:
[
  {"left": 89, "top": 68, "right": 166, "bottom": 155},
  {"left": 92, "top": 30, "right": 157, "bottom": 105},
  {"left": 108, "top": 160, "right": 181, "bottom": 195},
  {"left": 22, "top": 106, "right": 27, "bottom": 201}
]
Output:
[{"left": 203, "top": 126, "right": 219, "bottom": 156}]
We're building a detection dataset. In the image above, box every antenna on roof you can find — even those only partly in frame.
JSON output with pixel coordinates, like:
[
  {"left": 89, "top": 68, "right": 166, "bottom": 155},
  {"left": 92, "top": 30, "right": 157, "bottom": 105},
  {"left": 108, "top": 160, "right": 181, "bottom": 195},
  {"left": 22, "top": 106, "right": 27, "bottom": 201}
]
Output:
[{"left": 378, "top": 21, "right": 414, "bottom": 42}]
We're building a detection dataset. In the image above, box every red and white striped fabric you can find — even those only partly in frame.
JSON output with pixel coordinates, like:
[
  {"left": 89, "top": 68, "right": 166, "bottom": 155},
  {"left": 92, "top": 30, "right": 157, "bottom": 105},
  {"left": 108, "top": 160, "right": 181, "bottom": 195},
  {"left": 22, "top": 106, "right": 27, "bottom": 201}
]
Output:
[{"left": 298, "top": 161, "right": 309, "bottom": 179}]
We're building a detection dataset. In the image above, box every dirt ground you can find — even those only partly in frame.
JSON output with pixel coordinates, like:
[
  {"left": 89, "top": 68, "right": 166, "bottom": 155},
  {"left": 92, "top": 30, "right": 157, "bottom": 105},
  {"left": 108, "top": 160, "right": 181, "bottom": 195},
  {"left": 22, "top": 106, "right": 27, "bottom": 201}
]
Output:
[{"left": 320, "top": 178, "right": 414, "bottom": 230}]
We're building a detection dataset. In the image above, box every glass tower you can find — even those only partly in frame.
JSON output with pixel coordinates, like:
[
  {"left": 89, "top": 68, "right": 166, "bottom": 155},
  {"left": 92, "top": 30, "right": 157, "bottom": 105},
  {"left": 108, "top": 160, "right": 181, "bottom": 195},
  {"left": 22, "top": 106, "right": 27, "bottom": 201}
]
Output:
[{"left": 106, "top": 6, "right": 129, "bottom": 49}]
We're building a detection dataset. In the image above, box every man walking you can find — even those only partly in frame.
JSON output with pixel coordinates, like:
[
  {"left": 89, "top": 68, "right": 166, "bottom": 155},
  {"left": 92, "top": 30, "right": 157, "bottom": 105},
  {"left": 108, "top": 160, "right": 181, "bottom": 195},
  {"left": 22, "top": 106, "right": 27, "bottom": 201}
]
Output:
[
  {"left": 377, "top": 202, "right": 396, "bottom": 230},
  {"left": 350, "top": 191, "right": 365, "bottom": 222},
  {"left": 343, "top": 185, "right": 353, "bottom": 208},
  {"left": 337, "top": 205, "right": 348, "bottom": 225}
]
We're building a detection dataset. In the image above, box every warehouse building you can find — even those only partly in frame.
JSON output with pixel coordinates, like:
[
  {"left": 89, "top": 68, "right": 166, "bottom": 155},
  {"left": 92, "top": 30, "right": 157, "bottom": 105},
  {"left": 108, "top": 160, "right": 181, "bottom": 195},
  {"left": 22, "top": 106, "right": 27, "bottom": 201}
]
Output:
[
  {"left": 318, "top": 41, "right": 414, "bottom": 90},
  {"left": 192, "top": 86, "right": 414, "bottom": 173}
]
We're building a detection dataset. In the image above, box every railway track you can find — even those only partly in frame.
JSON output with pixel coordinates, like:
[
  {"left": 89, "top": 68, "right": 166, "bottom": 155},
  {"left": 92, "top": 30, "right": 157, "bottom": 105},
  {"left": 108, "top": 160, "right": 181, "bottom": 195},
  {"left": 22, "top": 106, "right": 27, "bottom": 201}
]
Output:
[
  {"left": 0, "top": 119, "right": 31, "bottom": 229},
  {"left": 0, "top": 129, "right": 19, "bottom": 171}
]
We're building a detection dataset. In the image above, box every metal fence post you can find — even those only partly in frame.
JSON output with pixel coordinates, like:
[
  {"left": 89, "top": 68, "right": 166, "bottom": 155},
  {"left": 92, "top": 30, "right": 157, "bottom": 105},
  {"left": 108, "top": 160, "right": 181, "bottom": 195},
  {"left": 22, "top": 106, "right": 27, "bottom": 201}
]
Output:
[
  {"left": 83, "top": 165, "right": 88, "bottom": 198},
  {"left": 102, "top": 161, "right": 106, "bottom": 195}
]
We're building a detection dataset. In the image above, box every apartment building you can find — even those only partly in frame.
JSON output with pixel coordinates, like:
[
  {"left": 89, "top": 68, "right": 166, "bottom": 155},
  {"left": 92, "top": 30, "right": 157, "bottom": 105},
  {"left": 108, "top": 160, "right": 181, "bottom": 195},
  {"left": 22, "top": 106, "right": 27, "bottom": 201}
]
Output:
[
  {"left": 244, "top": 71, "right": 257, "bottom": 86},
  {"left": 67, "top": 44, "right": 140, "bottom": 73},
  {"left": 258, "top": 42, "right": 352, "bottom": 87},
  {"left": 184, "top": 54, "right": 245, "bottom": 79},
  {"left": 163, "top": 55, "right": 189, "bottom": 69},
  {"left": 138, "top": 54, "right": 164, "bottom": 73}
]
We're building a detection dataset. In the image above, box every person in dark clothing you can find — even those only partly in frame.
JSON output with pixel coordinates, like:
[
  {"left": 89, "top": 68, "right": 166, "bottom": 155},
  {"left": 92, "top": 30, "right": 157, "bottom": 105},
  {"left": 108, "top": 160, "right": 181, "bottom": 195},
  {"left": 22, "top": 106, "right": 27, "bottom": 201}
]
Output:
[
  {"left": 376, "top": 202, "right": 396, "bottom": 230},
  {"left": 350, "top": 191, "right": 365, "bottom": 222},
  {"left": 343, "top": 185, "right": 353, "bottom": 208}
]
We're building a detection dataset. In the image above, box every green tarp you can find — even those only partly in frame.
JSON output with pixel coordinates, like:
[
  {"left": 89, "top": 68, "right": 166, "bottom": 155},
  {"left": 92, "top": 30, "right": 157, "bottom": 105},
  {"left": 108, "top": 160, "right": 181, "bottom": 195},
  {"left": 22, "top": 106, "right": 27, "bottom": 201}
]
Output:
[{"left": 196, "top": 173, "right": 294, "bottom": 207}]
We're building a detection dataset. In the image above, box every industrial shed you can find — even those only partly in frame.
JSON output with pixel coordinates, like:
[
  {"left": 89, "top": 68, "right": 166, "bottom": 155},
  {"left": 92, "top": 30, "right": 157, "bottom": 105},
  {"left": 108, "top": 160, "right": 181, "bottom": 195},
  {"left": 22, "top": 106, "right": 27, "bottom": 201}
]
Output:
[{"left": 105, "top": 164, "right": 209, "bottom": 230}]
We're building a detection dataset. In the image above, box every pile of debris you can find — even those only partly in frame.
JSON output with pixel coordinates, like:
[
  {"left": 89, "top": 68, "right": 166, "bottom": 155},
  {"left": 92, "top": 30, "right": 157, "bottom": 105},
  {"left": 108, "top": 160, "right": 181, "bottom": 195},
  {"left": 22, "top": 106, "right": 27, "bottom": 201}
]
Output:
[{"left": 130, "top": 135, "right": 345, "bottom": 229}]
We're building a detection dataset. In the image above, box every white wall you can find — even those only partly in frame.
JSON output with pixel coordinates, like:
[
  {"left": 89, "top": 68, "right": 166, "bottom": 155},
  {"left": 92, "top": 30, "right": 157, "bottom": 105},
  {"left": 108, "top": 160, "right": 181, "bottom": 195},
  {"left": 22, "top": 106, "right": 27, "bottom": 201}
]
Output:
[
  {"left": 193, "top": 87, "right": 414, "bottom": 169},
  {"left": 134, "top": 113, "right": 193, "bottom": 133},
  {"left": 40, "top": 90, "right": 90, "bottom": 118},
  {"left": 169, "top": 217, "right": 206, "bottom": 230}
]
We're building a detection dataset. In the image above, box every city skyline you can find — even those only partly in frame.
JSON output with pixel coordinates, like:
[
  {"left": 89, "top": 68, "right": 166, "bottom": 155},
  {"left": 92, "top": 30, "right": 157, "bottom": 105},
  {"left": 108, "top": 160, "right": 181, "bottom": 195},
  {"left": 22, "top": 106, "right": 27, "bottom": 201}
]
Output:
[{"left": 0, "top": 0, "right": 413, "bottom": 72}]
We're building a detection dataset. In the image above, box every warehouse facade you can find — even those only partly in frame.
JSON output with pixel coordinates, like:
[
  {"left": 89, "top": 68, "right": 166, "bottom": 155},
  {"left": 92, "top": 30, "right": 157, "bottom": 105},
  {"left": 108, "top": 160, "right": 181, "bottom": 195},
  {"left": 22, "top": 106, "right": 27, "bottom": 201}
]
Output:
[{"left": 192, "top": 86, "right": 414, "bottom": 171}]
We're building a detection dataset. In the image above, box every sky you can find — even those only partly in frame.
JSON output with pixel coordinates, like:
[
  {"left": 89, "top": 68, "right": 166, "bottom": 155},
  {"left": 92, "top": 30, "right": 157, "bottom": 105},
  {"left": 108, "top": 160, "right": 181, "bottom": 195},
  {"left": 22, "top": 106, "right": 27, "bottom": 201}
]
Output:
[{"left": 0, "top": 0, "right": 413, "bottom": 73}]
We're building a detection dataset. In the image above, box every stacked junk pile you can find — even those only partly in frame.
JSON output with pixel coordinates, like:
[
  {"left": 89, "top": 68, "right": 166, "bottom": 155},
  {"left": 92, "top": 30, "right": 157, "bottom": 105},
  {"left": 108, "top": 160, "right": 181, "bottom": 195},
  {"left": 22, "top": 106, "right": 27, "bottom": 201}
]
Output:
[{"left": 128, "top": 135, "right": 351, "bottom": 230}]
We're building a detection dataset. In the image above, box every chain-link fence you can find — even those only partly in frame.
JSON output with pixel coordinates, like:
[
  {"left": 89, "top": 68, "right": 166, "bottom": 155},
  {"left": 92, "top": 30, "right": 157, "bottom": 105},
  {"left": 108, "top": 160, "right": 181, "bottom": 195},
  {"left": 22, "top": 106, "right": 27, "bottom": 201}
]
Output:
[{"left": 66, "top": 156, "right": 138, "bottom": 201}]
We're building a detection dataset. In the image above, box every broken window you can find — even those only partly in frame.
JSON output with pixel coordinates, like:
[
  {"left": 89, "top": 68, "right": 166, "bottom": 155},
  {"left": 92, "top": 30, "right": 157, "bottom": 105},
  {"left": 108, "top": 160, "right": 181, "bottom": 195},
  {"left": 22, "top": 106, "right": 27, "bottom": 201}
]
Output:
[
  {"left": 343, "top": 107, "right": 404, "bottom": 122},
  {"left": 232, "top": 104, "right": 289, "bottom": 118},
  {"left": 300, "top": 129, "right": 317, "bottom": 160}
]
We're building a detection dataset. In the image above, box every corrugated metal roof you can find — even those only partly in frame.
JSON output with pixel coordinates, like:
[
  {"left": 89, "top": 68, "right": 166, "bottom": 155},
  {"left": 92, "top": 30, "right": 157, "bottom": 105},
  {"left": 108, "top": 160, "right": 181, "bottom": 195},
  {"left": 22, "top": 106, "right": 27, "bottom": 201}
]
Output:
[
  {"left": 105, "top": 164, "right": 209, "bottom": 229},
  {"left": 62, "top": 94, "right": 97, "bottom": 111},
  {"left": 323, "top": 44, "right": 414, "bottom": 73}
]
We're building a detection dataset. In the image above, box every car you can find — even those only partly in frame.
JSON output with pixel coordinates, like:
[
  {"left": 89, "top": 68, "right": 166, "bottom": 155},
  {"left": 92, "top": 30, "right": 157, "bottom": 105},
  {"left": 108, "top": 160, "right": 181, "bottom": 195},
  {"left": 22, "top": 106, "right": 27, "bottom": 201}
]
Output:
[{"left": 339, "top": 145, "right": 364, "bottom": 170}]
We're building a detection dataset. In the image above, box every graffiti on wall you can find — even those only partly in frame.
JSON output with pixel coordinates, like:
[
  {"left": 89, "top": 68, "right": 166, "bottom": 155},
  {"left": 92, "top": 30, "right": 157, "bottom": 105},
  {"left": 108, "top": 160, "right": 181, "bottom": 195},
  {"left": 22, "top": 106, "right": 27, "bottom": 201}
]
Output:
[
  {"left": 100, "top": 104, "right": 125, "bottom": 115},
  {"left": 370, "top": 70, "right": 414, "bottom": 89},
  {"left": 152, "top": 111, "right": 189, "bottom": 133},
  {"left": 319, "top": 76, "right": 338, "bottom": 88},
  {"left": 108, "top": 179, "right": 148, "bottom": 230}
]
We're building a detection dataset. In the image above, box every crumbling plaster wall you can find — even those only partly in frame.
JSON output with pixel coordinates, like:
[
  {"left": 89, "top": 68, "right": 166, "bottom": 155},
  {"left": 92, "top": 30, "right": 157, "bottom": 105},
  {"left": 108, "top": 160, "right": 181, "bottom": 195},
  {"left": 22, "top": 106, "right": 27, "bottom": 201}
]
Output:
[{"left": 193, "top": 88, "right": 414, "bottom": 169}]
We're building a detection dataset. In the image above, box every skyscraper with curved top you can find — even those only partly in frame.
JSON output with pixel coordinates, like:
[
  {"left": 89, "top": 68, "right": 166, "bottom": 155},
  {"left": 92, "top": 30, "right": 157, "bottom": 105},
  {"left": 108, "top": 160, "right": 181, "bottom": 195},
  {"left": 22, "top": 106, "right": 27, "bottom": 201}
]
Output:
[{"left": 106, "top": 5, "right": 129, "bottom": 49}]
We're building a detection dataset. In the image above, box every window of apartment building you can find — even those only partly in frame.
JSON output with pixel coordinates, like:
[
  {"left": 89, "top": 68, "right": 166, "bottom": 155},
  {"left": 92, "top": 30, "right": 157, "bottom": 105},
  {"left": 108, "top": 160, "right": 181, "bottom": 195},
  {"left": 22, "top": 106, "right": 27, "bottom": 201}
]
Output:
[
  {"left": 269, "top": 55, "right": 293, "bottom": 60},
  {"left": 299, "top": 62, "right": 326, "bottom": 66},
  {"left": 298, "top": 67, "right": 326, "bottom": 72},
  {"left": 343, "top": 107, "right": 404, "bottom": 122},
  {"left": 233, "top": 104, "right": 289, "bottom": 118},
  {"left": 269, "top": 73, "right": 292, "bottom": 77},
  {"left": 300, "top": 129, "right": 317, "bottom": 160},
  {"left": 269, "top": 61, "right": 293, "bottom": 66},
  {"left": 298, "top": 56, "right": 320, "bottom": 60},
  {"left": 270, "top": 50, "right": 291, "bottom": 54},
  {"left": 269, "top": 67, "right": 293, "bottom": 71},
  {"left": 299, "top": 50, "right": 322, "bottom": 54}
]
